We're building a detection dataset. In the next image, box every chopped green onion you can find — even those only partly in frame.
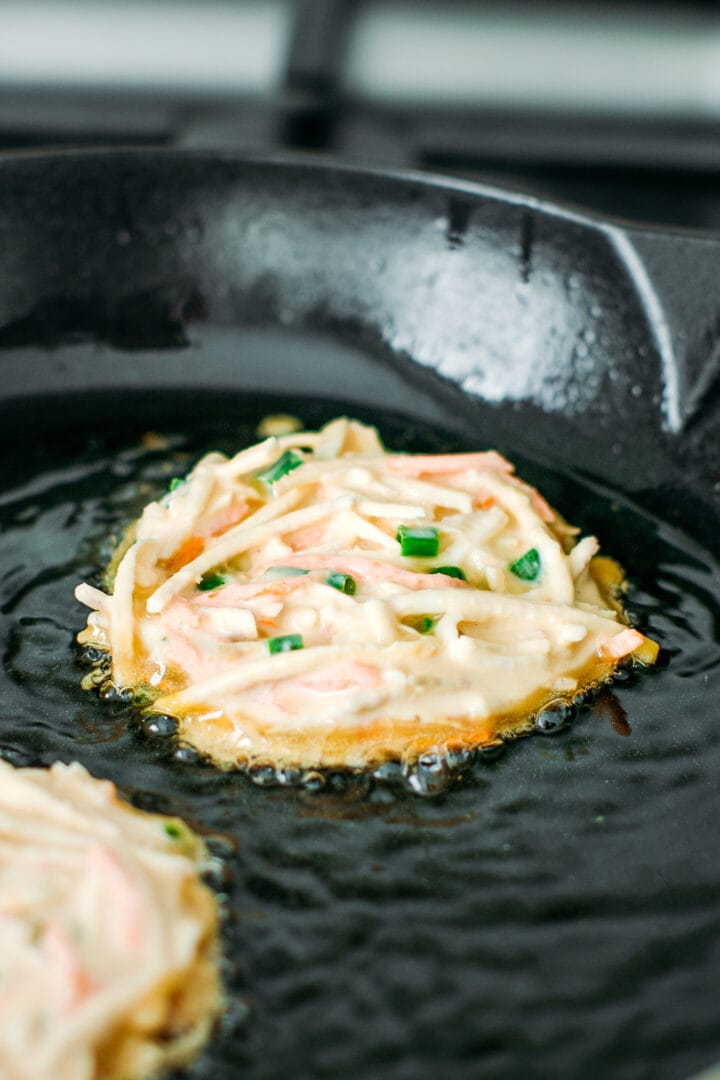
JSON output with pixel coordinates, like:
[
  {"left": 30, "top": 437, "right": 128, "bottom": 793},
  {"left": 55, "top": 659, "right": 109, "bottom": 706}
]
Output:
[
  {"left": 256, "top": 449, "right": 303, "bottom": 486},
  {"left": 164, "top": 822, "right": 183, "bottom": 840},
  {"left": 132, "top": 686, "right": 155, "bottom": 707},
  {"left": 168, "top": 476, "right": 184, "bottom": 492},
  {"left": 198, "top": 571, "right": 225, "bottom": 592},
  {"left": 267, "top": 633, "right": 304, "bottom": 655},
  {"left": 429, "top": 565, "right": 466, "bottom": 580},
  {"left": 263, "top": 566, "right": 309, "bottom": 579},
  {"left": 509, "top": 547, "right": 541, "bottom": 581},
  {"left": 405, "top": 615, "right": 437, "bottom": 634},
  {"left": 326, "top": 571, "right": 356, "bottom": 595},
  {"left": 396, "top": 525, "right": 440, "bottom": 558}
]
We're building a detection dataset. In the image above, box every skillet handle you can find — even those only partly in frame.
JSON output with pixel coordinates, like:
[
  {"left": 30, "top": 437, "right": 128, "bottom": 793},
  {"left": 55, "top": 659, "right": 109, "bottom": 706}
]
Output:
[{"left": 618, "top": 224, "right": 720, "bottom": 432}]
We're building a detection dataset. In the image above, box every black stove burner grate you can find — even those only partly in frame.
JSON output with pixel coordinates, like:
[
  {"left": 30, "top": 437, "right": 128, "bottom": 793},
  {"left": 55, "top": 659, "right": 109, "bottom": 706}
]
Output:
[{"left": 3, "top": 0, "right": 720, "bottom": 230}]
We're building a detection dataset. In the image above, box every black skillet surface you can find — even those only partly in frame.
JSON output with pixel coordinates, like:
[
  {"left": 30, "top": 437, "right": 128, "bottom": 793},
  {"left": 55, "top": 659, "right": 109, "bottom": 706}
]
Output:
[{"left": 1, "top": 151, "right": 720, "bottom": 1079}]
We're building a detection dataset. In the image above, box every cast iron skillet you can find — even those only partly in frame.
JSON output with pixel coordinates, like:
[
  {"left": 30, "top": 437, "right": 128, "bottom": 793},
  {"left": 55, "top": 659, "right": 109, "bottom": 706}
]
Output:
[{"left": 0, "top": 150, "right": 719, "bottom": 1080}]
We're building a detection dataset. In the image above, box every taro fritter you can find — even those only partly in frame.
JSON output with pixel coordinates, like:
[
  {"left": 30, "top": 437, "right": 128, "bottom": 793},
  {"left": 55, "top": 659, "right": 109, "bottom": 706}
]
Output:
[
  {"left": 0, "top": 760, "right": 221, "bottom": 1080},
  {"left": 75, "top": 418, "right": 657, "bottom": 770}
]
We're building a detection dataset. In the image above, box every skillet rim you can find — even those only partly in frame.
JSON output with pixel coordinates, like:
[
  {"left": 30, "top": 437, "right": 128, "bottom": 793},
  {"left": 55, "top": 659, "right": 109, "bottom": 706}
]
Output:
[
  {"left": 1, "top": 142, "right": 719, "bottom": 474},
  {"left": 0, "top": 142, "right": 717, "bottom": 242}
]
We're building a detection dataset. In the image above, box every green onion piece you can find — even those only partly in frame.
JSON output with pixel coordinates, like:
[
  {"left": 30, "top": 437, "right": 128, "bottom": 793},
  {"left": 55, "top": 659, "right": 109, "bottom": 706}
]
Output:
[
  {"left": 405, "top": 615, "right": 437, "bottom": 634},
  {"left": 164, "top": 822, "right": 183, "bottom": 840},
  {"left": 267, "top": 633, "right": 304, "bottom": 655},
  {"left": 429, "top": 565, "right": 466, "bottom": 580},
  {"left": 198, "top": 571, "right": 225, "bottom": 592},
  {"left": 256, "top": 449, "right": 303, "bottom": 486},
  {"left": 168, "top": 476, "right": 184, "bottom": 492},
  {"left": 326, "top": 571, "right": 356, "bottom": 595},
  {"left": 509, "top": 547, "right": 541, "bottom": 581},
  {"left": 132, "top": 686, "right": 155, "bottom": 707},
  {"left": 263, "top": 566, "right": 310, "bottom": 579},
  {"left": 396, "top": 525, "right": 440, "bottom": 558}
]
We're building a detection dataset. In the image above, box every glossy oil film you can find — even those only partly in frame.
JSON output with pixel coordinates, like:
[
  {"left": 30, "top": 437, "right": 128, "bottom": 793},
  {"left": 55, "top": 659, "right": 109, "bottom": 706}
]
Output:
[{"left": 0, "top": 388, "right": 718, "bottom": 1079}]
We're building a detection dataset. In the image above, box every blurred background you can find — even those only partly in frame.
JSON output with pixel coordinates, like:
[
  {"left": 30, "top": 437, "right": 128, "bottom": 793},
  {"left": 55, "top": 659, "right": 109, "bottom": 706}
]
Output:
[{"left": 2, "top": 0, "right": 720, "bottom": 228}]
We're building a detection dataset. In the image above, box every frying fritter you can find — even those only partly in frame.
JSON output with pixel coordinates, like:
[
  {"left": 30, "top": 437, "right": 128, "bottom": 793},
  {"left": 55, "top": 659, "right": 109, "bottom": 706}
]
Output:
[
  {"left": 0, "top": 760, "right": 221, "bottom": 1080},
  {"left": 75, "top": 418, "right": 657, "bottom": 771}
]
